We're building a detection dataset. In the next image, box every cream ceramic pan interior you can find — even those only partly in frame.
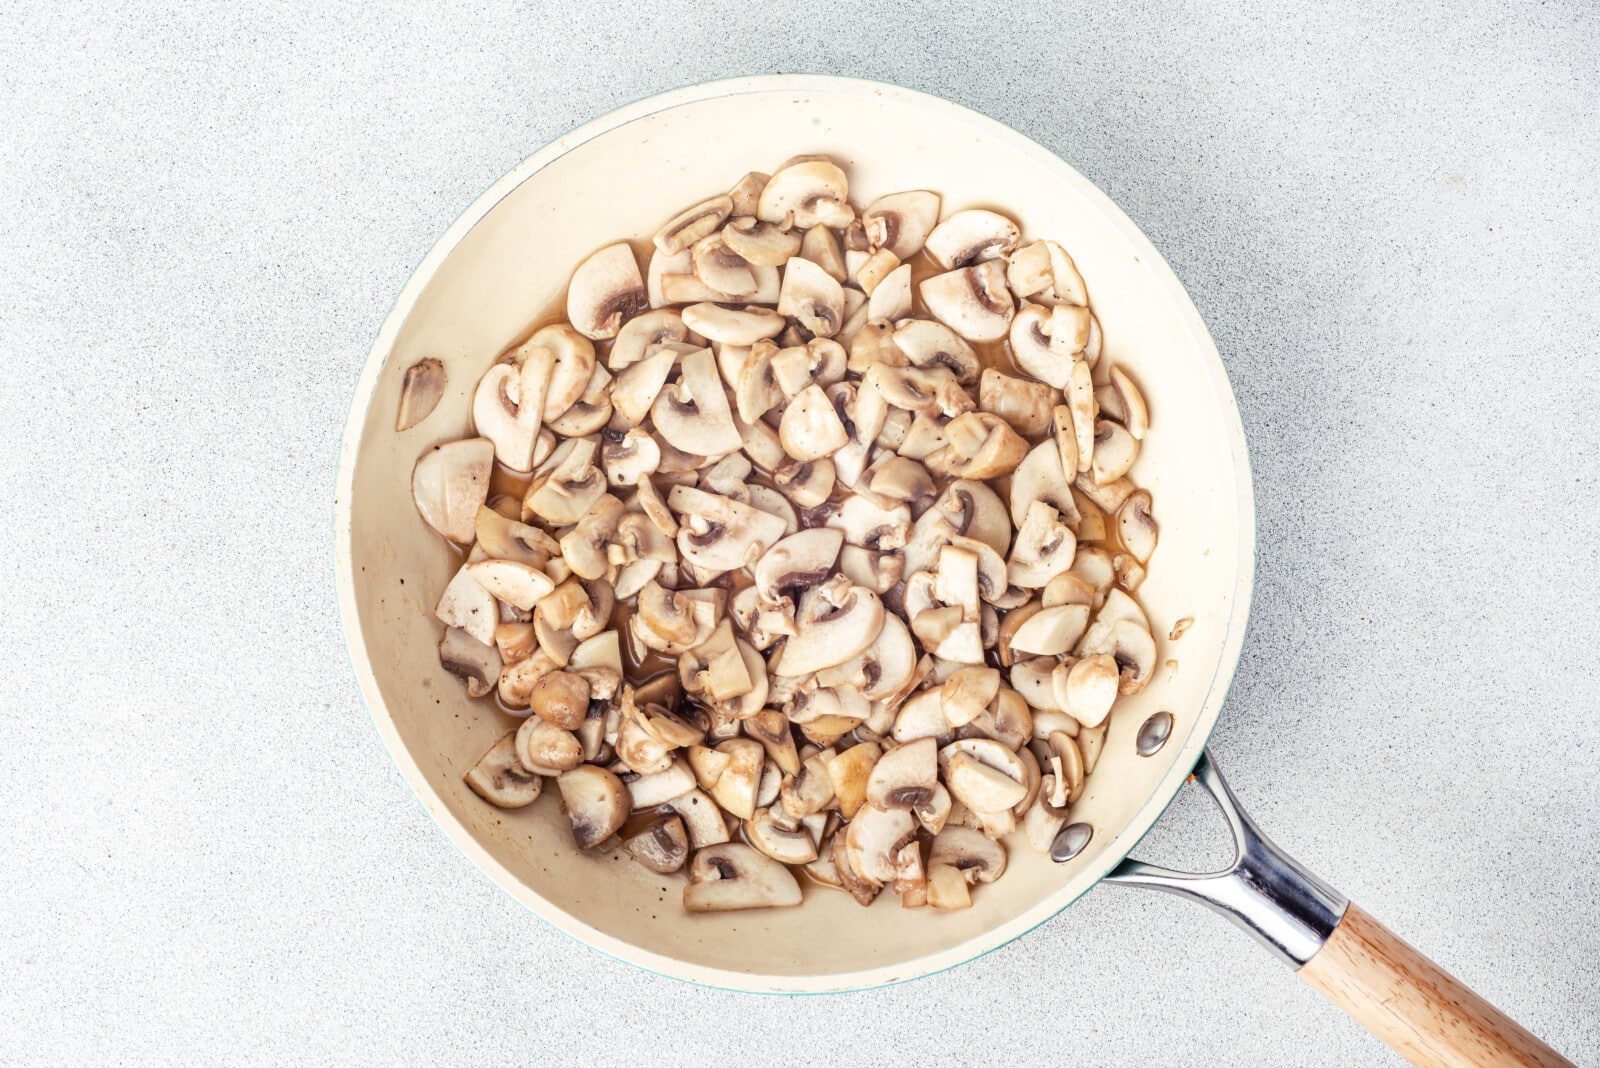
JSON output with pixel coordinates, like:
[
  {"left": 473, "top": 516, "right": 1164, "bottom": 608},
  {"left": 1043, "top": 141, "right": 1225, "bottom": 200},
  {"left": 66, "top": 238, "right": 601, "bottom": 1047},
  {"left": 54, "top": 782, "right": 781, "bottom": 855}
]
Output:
[{"left": 334, "top": 75, "right": 1255, "bottom": 992}]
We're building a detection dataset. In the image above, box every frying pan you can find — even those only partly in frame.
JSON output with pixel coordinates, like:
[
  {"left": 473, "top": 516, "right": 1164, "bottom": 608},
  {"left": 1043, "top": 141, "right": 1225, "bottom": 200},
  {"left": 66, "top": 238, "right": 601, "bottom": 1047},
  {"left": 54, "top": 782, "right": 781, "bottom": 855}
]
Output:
[{"left": 333, "top": 75, "right": 1572, "bottom": 1066}]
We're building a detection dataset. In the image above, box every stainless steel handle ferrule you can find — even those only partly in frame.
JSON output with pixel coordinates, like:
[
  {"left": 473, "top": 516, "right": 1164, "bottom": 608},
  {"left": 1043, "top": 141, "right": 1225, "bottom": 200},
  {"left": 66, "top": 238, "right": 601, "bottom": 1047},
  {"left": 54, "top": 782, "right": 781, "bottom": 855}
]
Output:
[{"left": 1104, "top": 751, "right": 1348, "bottom": 967}]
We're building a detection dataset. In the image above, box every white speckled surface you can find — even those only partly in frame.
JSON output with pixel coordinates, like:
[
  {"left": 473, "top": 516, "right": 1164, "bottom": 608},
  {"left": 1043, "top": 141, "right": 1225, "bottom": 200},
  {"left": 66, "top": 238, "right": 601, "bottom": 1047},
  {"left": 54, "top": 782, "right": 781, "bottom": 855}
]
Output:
[{"left": 2, "top": 1, "right": 1597, "bottom": 1064}]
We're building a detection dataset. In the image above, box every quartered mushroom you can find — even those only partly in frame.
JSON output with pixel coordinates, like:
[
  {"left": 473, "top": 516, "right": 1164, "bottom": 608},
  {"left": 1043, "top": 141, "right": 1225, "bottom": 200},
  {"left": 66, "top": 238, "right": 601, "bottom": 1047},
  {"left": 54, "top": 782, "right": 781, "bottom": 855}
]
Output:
[
  {"left": 464, "top": 732, "right": 543, "bottom": 808},
  {"left": 683, "top": 843, "right": 803, "bottom": 912},
  {"left": 625, "top": 814, "right": 690, "bottom": 874}
]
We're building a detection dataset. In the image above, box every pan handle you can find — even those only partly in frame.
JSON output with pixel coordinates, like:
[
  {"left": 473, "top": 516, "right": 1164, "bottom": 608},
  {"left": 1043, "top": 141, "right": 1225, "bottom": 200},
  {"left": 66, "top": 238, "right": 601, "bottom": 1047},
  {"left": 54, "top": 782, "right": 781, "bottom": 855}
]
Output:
[{"left": 1102, "top": 751, "right": 1573, "bottom": 1067}]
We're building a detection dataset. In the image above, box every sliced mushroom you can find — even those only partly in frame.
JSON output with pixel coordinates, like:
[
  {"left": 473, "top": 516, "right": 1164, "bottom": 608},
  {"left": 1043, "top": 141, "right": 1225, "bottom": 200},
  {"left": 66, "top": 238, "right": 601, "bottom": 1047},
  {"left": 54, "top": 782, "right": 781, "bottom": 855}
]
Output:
[
  {"left": 745, "top": 807, "right": 820, "bottom": 865},
  {"left": 1079, "top": 616, "right": 1157, "bottom": 696},
  {"left": 623, "top": 758, "right": 696, "bottom": 810},
  {"left": 757, "top": 160, "right": 851, "bottom": 230},
  {"left": 722, "top": 216, "right": 801, "bottom": 266},
  {"left": 800, "top": 223, "right": 847, "bottom": 282},
  {"left": 861, "top": 190, "right": 941, "bottom": 259},
  {"left": 940, "top": 738, "right": 1029, "bottom": 813},
  {"left": 774, "top": 575, "right": 887, "bottom": 676},
  {"left": 680, "top": 302, "right": 785, "bottom": 346},
  {"left": 395, "top": 357, "right": 447, "bottom": 432},
  {"left": 1006, "top": 239, "right": 1088, "bottom": 307},
  {"left": 655, "top": 195, "right": 733, "bottom": 255},
  {"left": 1054, "top": 652, "right": 1118, "bottom": 728},
  {"left": 919, "top": 260, "right": 1014, "bottom": 342},
  {"left": 1118, "top": 489, "right": 1158, "bottom": 563},
  {"left": 941, "top": 666, "right": 1000, "bottom": 728},
  {"left": 464, "top": 732, "right": 543, "bottom": 808},
  {"left": 1007, "top": 440, "right": 1080, "bottom": 531},
  {"left": 925, "top": 412, "right": 1028, "bottom": 481},
  {"left": 463, "top": 559, "right": 554, "bottom": 613},
  {"left": 926, "top": 861, "right": 972, "bottom": 910},
  {"left": 1091, "top": 419, "right": 1139, "bottom": 485},
  {"left": 624, "top": 814, "right": 690, "bottom": 874},
  {"left": 1104, "top": 366, "right": 1149, "bottom": 439},
  {"left": 826, "top": 494, "right": 912, "bottom": 553},
  {"left": 854, "top": 247, "right": 900, "bottom": 294},
  {"left": 515, "top": 717, "right": 583, "bottom": 774},
  {"left": 439, "top": 627, "right": 503, "bottom": 698},
  {"left": 666, "top": 484, "right": 787, "bottom": 572},
  {"left": 1008, "top": 604, "right": 1091, "bottom": 657},
  {"left": 1008, "top": 502, "right": 1077, "bottom": 588},
  {"left": 665, "top": 787, "right": 731, "bottom": 849},
  {"left": 780, "top": 747, "right": 837, "bottom": 819},
  {"left": 649, "top": 347, "right": 742, "bottom": 456},
  {"left": 977, "top": 368, "right": 1053, "bottom": 437},
  {"left": 862, "top": 737, "right": 937, "bottom": 811},
  {"left": 412, "top": 438, "right": 493, "bottom": 544},
  {"left": 866, "top": 262, "right": 914, "bottom": 322},
  {"left": 435, "top": 563, "right": 497, "bottom": 646},
  {"left": 1008, "top": 303, "right": 1077, "bottom": 389},
  {"left": 929, "top": 825, "right": 1007, "bottom": 884},
  {"left": 683, "top": 843, "right": 803, "bottom": 912},
  {"left": 1067, "top": 359, "right": 1096, "bottom": 473},
  {"left": 779, "top": 383, "right": 849, "bottom": 461},
  {"left": 753, "top": 528, "right": 843, "bottom": 606},
  {"left": 844, "top": 803, "right": 917, "bottom": 886},
  {"left": 567, "top": 243, "right": 646, "bottom": 340},
  {"left": 826, "top": 742, "right": 883, "bottom": 820},
  {"left": 554, "top": 764, "right": 628, "bottom": 848},
  {"left": 816, "top": 611, "right": 918, "bottom": 704},
  {"left": 925, "top": 209, "right": 1020, "bottom": 269}
]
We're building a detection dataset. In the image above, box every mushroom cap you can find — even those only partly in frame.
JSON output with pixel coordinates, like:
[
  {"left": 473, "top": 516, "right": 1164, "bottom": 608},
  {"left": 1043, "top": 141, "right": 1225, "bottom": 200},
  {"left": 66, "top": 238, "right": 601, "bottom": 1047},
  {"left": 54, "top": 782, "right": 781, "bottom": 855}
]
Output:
[
  {"left": 1008, "top": 604, "right": 1091, "bottom": 657},
  {"left": 777, "top": 255, "right": 846, "bottom": 338},
  {"left": 861, "top": 190, "right": 941, "bottom": 260},
  {"left": 1054, "top": 653, "right": 1119, "bottom": 728},
  {"left": 567, "top": 242, "right": 646, "bottom": 340},
  {"left": 924, "top": 209, "right": 1021, "bottom": 270},
  {"left": 756, "top": 160, "right": 851, "bottom": 230},
  {"left": 601, "top": 428, "right": 662, "bottom": 487},
  {"left": 774, "top": 576, "right": 887, "bottom": 676},
  {"left": 683, "top": 843, "right": 803, "bottom": 912},
  {"left": 412, "top": 438, "right": 494, "bottom": 544},
  {"left": 464, "top": 732, "right": 543, "bottom": 809},
  {"left": 941, "top": 666, "right": 1001, "bottom": 728},
  {"left": 515, "top": 717, "right": 583, "bottom": 774},
  {"left": 928, "top": 825, "right": 1007, "bottom": 884},
  {"left": 1091, "top": 419, "right": 1140, "bottom": 485},
  {"left": 650, "top": 347, "right": 743, "bottom": 457},
  {"left": 523, "top": 438, "right": 607, "bottom": 527},
  {"left": 892, "top": 687, "right": 953, "bottom": 744},
  {"left": 465, "top": 559, "right": 556, "bottom": 612},
  {"left": 690, "top": 231, "right": 757, "bottom": 296},
  {"left": 844, "top": 803, "right": 917, "bottom": 886}
]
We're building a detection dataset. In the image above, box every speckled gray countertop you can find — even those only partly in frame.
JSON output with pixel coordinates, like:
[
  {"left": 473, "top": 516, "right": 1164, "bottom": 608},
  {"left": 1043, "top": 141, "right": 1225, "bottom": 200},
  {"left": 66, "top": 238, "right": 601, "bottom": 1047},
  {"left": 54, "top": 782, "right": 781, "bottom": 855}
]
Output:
[{"left": 2, "top": 2, "right": 1597, "bottom": 1064}]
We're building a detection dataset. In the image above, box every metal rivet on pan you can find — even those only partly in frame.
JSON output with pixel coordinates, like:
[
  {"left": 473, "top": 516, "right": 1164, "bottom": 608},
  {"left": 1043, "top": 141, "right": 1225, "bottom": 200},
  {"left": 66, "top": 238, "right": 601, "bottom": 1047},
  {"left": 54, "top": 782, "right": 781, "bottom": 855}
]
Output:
[
  {"left": 1050, "top": 822, "right": 1093, "bottom": 863},
  {"left": 1136, "top": 711, "right": 1173, "bottom": 757}
]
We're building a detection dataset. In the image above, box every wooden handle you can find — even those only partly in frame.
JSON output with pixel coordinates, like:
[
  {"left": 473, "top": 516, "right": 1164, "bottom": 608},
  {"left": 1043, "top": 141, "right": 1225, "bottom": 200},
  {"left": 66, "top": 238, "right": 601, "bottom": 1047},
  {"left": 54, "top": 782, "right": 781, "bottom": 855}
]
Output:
[{"left": 1298, "top": 902, "right": 1572, "bottom": 1067}]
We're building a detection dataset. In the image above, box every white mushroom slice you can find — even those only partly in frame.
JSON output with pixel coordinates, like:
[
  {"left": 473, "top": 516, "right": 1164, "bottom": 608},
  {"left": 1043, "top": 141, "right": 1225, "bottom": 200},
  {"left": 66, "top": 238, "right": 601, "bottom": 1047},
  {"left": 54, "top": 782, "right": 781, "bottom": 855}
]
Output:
[
  {"left": 941, "top": 666, "right": 1000, "bottom": 728},
  {"left": 771, "top": 338, "right": 847, "bottom": 396},
  {"left": 689, "top": 231, "right": 756, "bottom": 296},
  {"left": 1119, "top": 490, "right": 1158, "bottom": 563},
  {"left": 753, "top": 528, "right": 843, "bottom": 605},
  {"left": 940, "top": 738, "right": 1029, "bottom": 813},
  {"left": 1008, "top": 502, "right": 1077, "bottom": 588},
  {"left": 646, "top": 247, "right": 691, "bottom": 308},
  {"left": 919, "top": 261, "right": 1014, "bottom": 341},
  {"left": 866, "top": 262, "right": 913, "bottom": 321},
  {"left": 609, "top": 350, "right": 676, "bottom": 427},
  {"left": 701, "top": 737, "right": 763, "bottom": 820},
  {"left": 435, "top": 563, "right": 497, "bottom": 645},
  {"left": 667, "top": 485, "right": 787, "bottom": 571},
  {"left": 1070, "top": 547, "right": 1117, "bottom": 610},
  {"left": 1009, "top": 655, "right": 1063, "bottom": 712},
  {"left": 624, "top": 758, "right": 697, "bottom": 810},
  {"left": 473, "top": 354, "right": 543, "bottom": 472},
  {"left": 848, "top": 318, "right": 903, "bottom": 373},
  {"left": 661, "top": 788, "right": 729, "bottom": 850},
  {"left": 733, "top": 339, "right": 782, "bottom": 423},
  {"left": 978, "top": 368, "right": 1054, "bottom": 438},
  {"left": 1079, "top": 617, "right": 1157, "bottom": 696},
  {"left": 817, "top": 612, "right": 917, "bottom": 703},
  {"left": 800, "top": 224, "right": 847, "bottom": 282},
  {"left": 756, "top": 160, "right": 851, "bottom": 230},
  {"left": 892, "top": 688, "right": 952, "bottom": 743},
  {"left": 925, "top": 412, "right": 1028, "bottom": 481},
  {"left": 854, "top": 248, "right": 900, "bottom": 295},
  {"left": 497, "top": 649, "right": 560, "bottom": 710},
  {"left": 1006, "top": 239, "right": 1088, "bottom": 306},
  {"left": 1008, "top": 604, "right": 1091, "bottom": 657},
  {"left": 1091, "top": 419, "right": 1140, "bottom": 485},
  {"left": 1067, "top": 357, "right": 1097, "bottom": 476},
  {"left": 680, "top": 303, "right": 785, "bottom": 346},
  {"left": 1054, "top": 653, "right": 1119, "bottom": 728},
  {"left": 654, "top": 194, "right": 733, "bottom": 255},
  {"left": 556, "top": 493, "right": 624, "bottom": 580},
  {"left": 861, "top": 190, "right": 941, "bottom": 259},
  {"left": 555, "top": 764, "right": 628, "bottom": 848},
  {"left": 547, "top": 361, "right": 612, "bottom": 437},
  {"left": 742, "top": 709, "right": 800, "bottom": 777},
  {"left": 631, "top": 580, "right": 714, "bottom": 655},
  {"left": 864, "top": 737, "right": 937, "bottom": 810},
  {"left": 609, "top": 309, "right": 693, "bottom": 372},
  {"left": 836, "top": 545, "right": 903, "bottom": 594},
  {"left": 650, "top": 347, "right": 742, "bottom": 456},
  {"left": 683, "top": 843, "right": 802, "bottom": 912},
  {"left": 524, "top": 324, "right": 596, "bottom": 421},
  {"left": 1106, "top": 366, "right": 1149, "bottom": 439},
  {"left": 826, "top": 495, "right": 911, "bottom": 552},
  {"left": 439, "top": 627, "right": 502, "bottom": 698},
  {"left": 924, "top": 209, "right": 1020, "bottom": 269},
  {"left": 927, "top": 861, "right": 972, "bottom": 910},
  {"left": 726, "top": 171, "right": 769, "bottom": 217},
  {"left": 774, "top": 576, "right": 886, "bottom": 676},
  {"left": 745, "top": 807, "right": 820, "bottom": 865},
  {"left": 844, "top": 804, "right": 917, "bottom": 886},
  {"left": 395, "top": 357, "right": 447, "bottom": 431},
  {"left": 779, "top": 384, "right": 849, "bottom": 461},
  {"left": 523, "top": 438, "right": 606, "bottom": 526},
  {"left": 1023, "top": 777, "right": 1071, "bottom": 853},
  {"left": 600, "top": 427, "right": 660, "bottom": 487},
  {"left": 1008, "top": 440, "right": 1081, "bottom": 530},
  {"left": 773, "top": 458, "right": 835, "bottom": 508},
  {"left": 412, "top": 438, "right": 493, "bottom": 544},
  {"left": 1075, "top": 471, "right": 1134, "bottom": 513},
  {"left": 464, "top": 733, "right": 543, "bottom": 808},
  {"left": 464, "top": 559, "right": 555, "bottom": 612},
  {"left": 893, "top": 319, "right": 979, "bottom": 385},
  {"left": 567, "top": 243, "right": 646, "bottom": 340},
  {"left": 722, "top": 216, "right": 801, "bottom": 266},
  {"left": 1008, "top": 303, "right": 1078, "bottom": 388},
  {"left": 929, "top": 825, "right": 1007, "bottom": 883}
]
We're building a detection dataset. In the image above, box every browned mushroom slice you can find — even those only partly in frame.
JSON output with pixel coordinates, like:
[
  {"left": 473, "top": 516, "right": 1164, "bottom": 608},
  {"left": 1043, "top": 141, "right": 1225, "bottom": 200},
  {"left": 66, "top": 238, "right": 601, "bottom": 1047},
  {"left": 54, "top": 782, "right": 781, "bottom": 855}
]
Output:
[
  {"left": 439, "top": 627, "right": 502, "bottom": 698},
  {"left": 654, "top": 195, "right": 733, "bottom": 255},
  {"left": 683, "top": 843, "right": 803, "bottom": 912},
  {"left": 464, "top": 732, "right": 543, "bottom": 808},
  {"left": 395, "top": 358, "right": 446, "bottom": 431},
  {"left": 624, "top": 814, "right": 690, "bottom": 873},
  {"left": 825, "top": 742, "right": 883, "bottom": 820}
]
